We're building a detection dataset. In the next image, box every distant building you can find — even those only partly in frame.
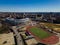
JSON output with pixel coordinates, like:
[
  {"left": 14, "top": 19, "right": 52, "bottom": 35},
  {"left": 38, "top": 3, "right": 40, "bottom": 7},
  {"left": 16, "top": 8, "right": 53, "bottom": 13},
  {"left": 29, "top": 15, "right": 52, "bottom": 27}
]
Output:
[
  {"left": 5, "top": 17, "right": 30, "bottom": 25},
  {"left": 0, "top": 23, "right": 2, "bottom": 27},
  {"left": 0, "top": 12, "right": 60, "bottom": 23}
]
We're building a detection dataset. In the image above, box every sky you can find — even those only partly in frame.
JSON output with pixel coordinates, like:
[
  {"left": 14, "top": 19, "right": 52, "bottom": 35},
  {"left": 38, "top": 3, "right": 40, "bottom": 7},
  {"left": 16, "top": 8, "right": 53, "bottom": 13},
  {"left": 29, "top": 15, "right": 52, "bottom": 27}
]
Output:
[{"left": 0, "top": 0, "right": 60, "bottom": 12}]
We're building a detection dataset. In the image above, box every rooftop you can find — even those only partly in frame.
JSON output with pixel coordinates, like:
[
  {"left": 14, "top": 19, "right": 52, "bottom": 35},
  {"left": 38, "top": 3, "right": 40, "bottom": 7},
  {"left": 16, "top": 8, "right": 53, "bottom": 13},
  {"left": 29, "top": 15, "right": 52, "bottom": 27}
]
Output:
[{"left": 0, "top": 33, "right": 15, "bottom": 45}]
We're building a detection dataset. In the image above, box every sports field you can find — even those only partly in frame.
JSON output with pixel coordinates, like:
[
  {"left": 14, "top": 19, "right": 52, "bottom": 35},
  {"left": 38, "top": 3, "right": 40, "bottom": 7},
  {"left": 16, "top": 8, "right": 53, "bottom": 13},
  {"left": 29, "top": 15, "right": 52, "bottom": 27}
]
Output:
[{"left": 29, "top": 27, "right": 51, "bottom": 39}]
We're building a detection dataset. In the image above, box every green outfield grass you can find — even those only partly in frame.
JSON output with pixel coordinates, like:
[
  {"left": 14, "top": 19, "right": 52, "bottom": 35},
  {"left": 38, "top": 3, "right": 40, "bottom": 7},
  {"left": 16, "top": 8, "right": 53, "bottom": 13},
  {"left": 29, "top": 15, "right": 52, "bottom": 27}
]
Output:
[{"left": 29, "top": 27, "right": 51, "bottom": 39}]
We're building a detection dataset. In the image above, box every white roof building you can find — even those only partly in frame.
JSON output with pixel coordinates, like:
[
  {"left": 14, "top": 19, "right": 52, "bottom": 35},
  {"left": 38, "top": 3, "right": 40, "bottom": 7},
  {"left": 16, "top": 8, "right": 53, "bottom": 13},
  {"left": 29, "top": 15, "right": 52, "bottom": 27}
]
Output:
[{"left": 5, "top": 18, "right": 30, "bottom": 25}]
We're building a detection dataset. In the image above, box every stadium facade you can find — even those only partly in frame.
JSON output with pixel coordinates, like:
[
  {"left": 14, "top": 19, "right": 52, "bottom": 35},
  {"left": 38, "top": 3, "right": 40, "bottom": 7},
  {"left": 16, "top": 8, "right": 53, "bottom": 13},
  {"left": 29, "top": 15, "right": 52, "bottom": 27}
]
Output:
[{"left": 5, "top": 17, "right": 30, "bottom": 25}]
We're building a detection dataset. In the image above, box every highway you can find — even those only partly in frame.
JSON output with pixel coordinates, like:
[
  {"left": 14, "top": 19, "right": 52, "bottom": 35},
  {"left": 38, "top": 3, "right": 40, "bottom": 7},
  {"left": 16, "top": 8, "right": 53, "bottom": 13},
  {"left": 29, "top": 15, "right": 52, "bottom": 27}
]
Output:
[{"left": 11, "top": 26, "right": 24, "bottom": 45}]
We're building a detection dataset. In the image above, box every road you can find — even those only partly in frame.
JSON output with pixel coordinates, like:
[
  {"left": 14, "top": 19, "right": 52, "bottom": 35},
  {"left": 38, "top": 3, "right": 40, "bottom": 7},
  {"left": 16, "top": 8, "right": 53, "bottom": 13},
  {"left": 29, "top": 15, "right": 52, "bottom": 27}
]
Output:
[{"left": 11, "top": 26, "right": 24, "bottom": 45}]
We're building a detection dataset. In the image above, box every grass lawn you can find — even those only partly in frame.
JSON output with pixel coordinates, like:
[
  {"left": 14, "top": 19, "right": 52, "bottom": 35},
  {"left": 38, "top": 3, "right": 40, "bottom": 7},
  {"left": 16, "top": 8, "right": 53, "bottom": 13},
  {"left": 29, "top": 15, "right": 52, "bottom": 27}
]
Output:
[
  {"left": 40, "top": 22, "right": 60, "bottom": 32},
  {"left": 41, "top": 23, "right": 60, "bottom": 29},
  {"left": 29, "top": 27, "right": 51, "bottom": 39}
]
